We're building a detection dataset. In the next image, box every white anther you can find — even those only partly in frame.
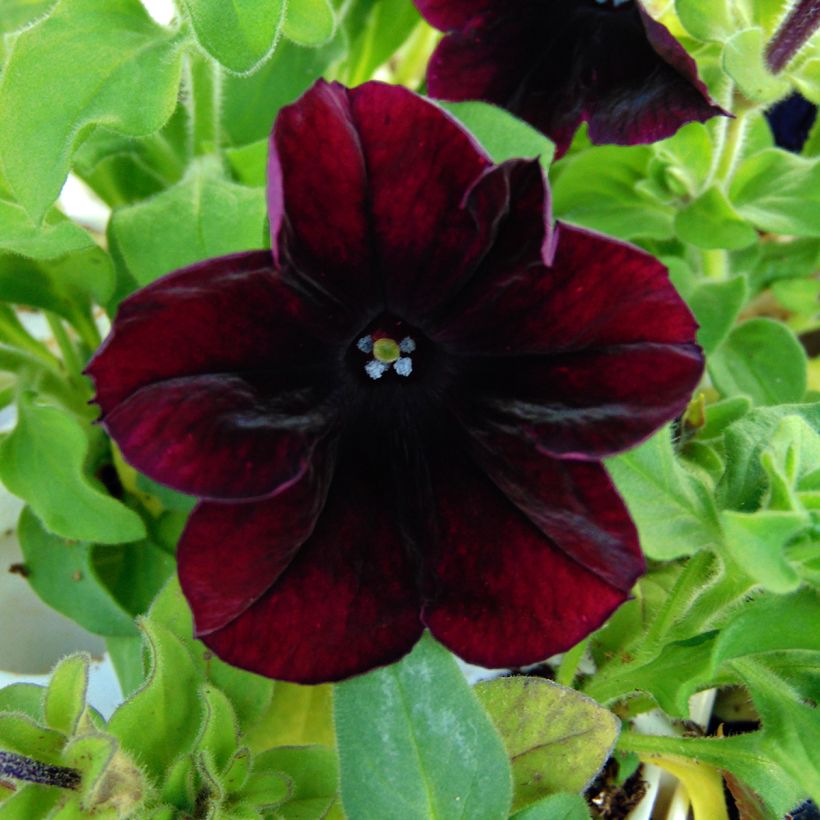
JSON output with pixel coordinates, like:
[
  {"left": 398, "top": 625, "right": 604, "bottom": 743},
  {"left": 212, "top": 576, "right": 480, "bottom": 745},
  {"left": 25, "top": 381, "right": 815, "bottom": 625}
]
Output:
[
  {"left": 357, "top": 335, "right": 374, "bottom": 353},
  {"left": 365, "top": 360, "right": 389, "bottom": 380},
  {"left": 394, "top": 357, "right": 413, "bottom": 377},
  {"left": 399, "top": 336, "right": 416, "bottom": 354}
]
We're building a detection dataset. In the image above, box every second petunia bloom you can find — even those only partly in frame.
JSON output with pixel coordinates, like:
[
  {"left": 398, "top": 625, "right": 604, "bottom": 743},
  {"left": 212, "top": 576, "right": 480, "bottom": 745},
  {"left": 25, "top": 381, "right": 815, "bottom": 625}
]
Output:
[
  {"left": 415, "top": 0, "right": 727, "bottom": 156},
  {"left": 88, "top": 80, "right": 704, "bottom": 684}
]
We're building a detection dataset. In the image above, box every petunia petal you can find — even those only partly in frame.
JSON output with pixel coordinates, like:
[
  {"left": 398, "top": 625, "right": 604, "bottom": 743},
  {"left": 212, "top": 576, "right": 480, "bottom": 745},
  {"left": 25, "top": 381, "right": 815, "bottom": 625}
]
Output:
[
  {"left": 444, "top": 224, "right": 703, "bottom": 458},
  {"left": 423, "top": 454, "right": 630, "bottom": 668},
  {"left": 102, "top": 375, "right": 331, "bottom": 499},
  {"left": 87, "top": 250, "right": 339, "bottom": 415},
  {"left": 465, "top": 430, "right": 643, "bottom": 592},
  {"left": 270, "top": 80, "right": 496, "bottom": 320},
  {"left": 459, "top": 343, "right": 703, "bottom": 459},
  {"left": 413, "top": 0, "right": 498, "bottom": 29},
  {"left": 423, "top": 0, "right": 725, "bottom": 156},
  {"left": 441, "top": 223, "right": 699, "bottom": 354},
  {"left": 200, "top": 461, "right": 424, "bottom": 684},
  {"left": 178, "top": 454, "right": 333, "bottom": 636}
]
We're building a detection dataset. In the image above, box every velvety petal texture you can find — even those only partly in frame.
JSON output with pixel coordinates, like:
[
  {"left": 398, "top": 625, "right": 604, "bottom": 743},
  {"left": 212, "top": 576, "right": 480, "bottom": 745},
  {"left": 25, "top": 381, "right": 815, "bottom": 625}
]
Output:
[
  {"left": 423, "top": 455, "right": 631, "bottom": 667},
  {"left": 88, "top": 80, "right": 705, "bottom": 684},
  {"left": 417, "top": 0, "right": 726, "bottom": 155},
  {"left": 200, "top": 463, "right": 424, "bottom": 684}
]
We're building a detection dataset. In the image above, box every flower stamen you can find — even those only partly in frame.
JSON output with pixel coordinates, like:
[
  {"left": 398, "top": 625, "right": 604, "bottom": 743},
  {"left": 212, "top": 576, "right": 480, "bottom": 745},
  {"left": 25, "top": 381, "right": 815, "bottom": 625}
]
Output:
[{"left": 358, "top": 334, "right": 415, "bottom": 379}]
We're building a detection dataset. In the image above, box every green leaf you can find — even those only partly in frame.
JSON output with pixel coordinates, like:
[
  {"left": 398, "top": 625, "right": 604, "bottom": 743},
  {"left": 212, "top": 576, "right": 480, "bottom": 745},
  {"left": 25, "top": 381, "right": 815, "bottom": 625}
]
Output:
[
  {"left": 606, "top": 426, "right": 722, "bottom": 559},
  {"left": 0, "top": 684, "right": 46, "bottom": 721},
  {"left": 147, "top": 577, "right": 275, "bottom": 733},
  {"left": 676, "top": 0, "right": 734, "bottom": 41},
  {"left": 181, "top": 0, "right": 285, "bottom": 73},
  {"left": 721, "top": 509, "right": 809, "bottom": 593},
  {"left": 0, "top": 712, "right": 65, "bottom": 760},
  {"left": 0, "top": 784, "right": 61, "bottom": 817},
  {"left": 72, "top": 108, "right": 189, "bottom": 208},
  {"left": 338, "top": 0, "right": 421, "bottom": 85},
  {"left": 0, "top": 393, "right": 146, "bottom": 543},
  {"left": 552, "top": 146, "right": 674, "bottom": 240},
  {"left": 44, "top": 654, "right": 88, "bottom": 735},
  {"left": 730, "top": 148, "right": 820, "bottom": 236},
  {"left": 0, "top": 0, "right": 57, "bottom": 33},
  {"left": 254, "top": 746, "right": 337, "bottom": 820},
  {"left": 283, "top": 0, "right": 336, "bottom": 46},
  {"left": 719, "top": 403, "right": 820, "bottom": 510},
  {"left": 654, "top": 122, "right": 714, "bottom": 197},
  {"left": 475, "top": 678, "right": 618, "bottom": 812},
  {"left": 221, "top": 35, "right": 344, "bottom": 147},
  {"left": 335, "top": 633, "right": 512, "bottom": 820},
  {"left": 226, "top": 139, "right": 268, "bottom": 187},
  {"left": 196, "top": 685, "right": 239, "bottom": 777},
  {"left": 733, "top": 658, "right": 820, "bottom": 802},
  {"left": 0, "top": 0, "right": 186, "bottom": 221},
  {"left": 698, "top": 396, "right": 752, "bottom": 441},
  {"left": 244, "top": 681, "right": 334, "bottom": 752},
  {"left": 109, "top": 157, "right": 267, "bottom": 288},
  {"left": 511, "top": 793, "right": 591, "bottom": 820},
  {"left": 713, "top": 588, "right": 820, "bottom": 670},
  {"left": 92, "top": 540, "right": 175, "bottom": 618},
  {"left": 709, "top": 318, "right": 807, "bottom": 405},
  {"left": 63, "top": 733, "right": 147, "bottom": 816},
  {"left": 441, "top": 101, "right": 555, "bottom": 168},
  {"left": 0, "top": 246, "right": 114, "bottom": 321},
  {"left": 675, "top": 187, "right": 758, "bottom": 249},
  {"left": 108, "top": 619, "right": 201, "bottom": 783},
  {"left": 240, "top": 768, "right": 291, "bottom": 812},
  {"left": 723, "top": 28, "right": 789, "bottom": 102},
  {"left": 17, "top": 506, "right": 139, "bottom": 636},
  {"left": 687, "top": 275, "right": 748, "bottom": 354}
]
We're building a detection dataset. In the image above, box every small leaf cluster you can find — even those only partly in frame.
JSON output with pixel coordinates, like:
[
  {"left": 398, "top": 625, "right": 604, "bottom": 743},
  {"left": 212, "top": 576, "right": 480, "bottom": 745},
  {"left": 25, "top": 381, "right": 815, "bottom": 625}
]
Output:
[{"left": 0, "top": 579, "right": 339, "bottom": 818}]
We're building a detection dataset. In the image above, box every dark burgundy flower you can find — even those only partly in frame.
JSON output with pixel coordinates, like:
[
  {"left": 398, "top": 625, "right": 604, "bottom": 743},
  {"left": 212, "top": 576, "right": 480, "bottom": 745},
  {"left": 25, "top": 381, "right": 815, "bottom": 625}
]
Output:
[
  {"left": 416, "top": 0, "right": 727, "bottom": 156},
  {"left": 766, "top": 93, "right": 817, "bottom": 152},
  {"left": 87, "top": 80, "right": 703, "bottom": 684}
]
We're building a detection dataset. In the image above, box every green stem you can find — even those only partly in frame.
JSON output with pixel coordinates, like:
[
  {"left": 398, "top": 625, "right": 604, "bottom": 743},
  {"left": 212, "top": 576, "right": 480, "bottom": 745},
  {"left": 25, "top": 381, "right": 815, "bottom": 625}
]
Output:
[
  {"left": 701, "top": 249, "right": 729, "bottom": 280},
  {"left": 187, "top": 52, "right": 222, "bottom": 157},
  {"left": 0, "top": 306, "right": 59, "bottom": 366},
  {"left": 555, "top": 637, "right": 589, "bottom": 688},
  {"left": 714, "top": 111, "right": 748, "bottom": 185},
  {"left": 640, "top": 550, "right": 717, "bottom": 658},
  {"left": 0, "top": 344, "right": 90, "bottom": 417},
  {"left": 46, "top": 312, "right": 83, "bottom": 379},
  {"left": 392, "top": 23, "right": 440, "bottom": 88},
  {"left": 616, "top": 729, "right": 759, "bottom": 769},
  {"left": 68, "top": 304, "right": 102, "bottom": 354}
]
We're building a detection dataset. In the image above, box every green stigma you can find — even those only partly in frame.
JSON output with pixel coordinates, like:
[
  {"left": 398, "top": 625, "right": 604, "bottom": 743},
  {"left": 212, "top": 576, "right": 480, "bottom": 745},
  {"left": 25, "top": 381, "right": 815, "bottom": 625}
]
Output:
[{"left": 373, "top": 337, "right": 401, "bottom": 363}]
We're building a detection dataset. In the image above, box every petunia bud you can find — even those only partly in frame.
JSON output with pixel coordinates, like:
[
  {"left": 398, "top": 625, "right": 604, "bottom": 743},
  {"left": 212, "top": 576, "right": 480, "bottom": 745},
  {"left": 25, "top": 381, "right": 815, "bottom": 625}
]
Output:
[{"left": 766, "top": 0, "right": 820, "bottom": 73}]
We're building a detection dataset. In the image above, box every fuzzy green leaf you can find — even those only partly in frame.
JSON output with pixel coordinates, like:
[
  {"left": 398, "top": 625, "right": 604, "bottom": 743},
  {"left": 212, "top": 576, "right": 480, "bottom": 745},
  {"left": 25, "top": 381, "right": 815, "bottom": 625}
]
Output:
[
  {"left": 0, "top": 393, "right": 146, "bottom": 543},
  {"left": 181, "top": 0, "right": 285, "bottom": 73},
  {"left": 475, "top": 678, "right": 617, "bottom": 812},
  {"left": 335, "top": 633, "right": 512, "bottom": 820},
  {"left": 606, "top": 427, "right": 722, "bottom": 559},
  {"left": 283, "top": 0, "right": 336, "bottom": 46},
  {"left": 442, "top": 101, "right": 555, "bottom": 168},
  {"left": 109, "top": 158, "right": 267, "bottom": 289},
  {"left": 0, "top": 0, "right": 186, "bottom": 221},
  {"left": 17, "top": 506, "right": 140, "bottom": 637},
  {"left": 709, "top": 319, "right": 807, "bottom": 406},
  {"left": 731, "top": 149, "right": 820, "bottom": 236},
  {"left": 44, "top": 654, "right": 88, "bottom": 736},
  {"left": 107, "top": 619, "right": 200, "bottom": 782}
]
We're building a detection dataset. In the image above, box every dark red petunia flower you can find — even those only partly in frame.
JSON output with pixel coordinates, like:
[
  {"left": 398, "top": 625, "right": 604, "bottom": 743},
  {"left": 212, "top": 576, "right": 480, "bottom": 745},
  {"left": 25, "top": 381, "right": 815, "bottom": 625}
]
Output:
[
  {"left": 415, "top": 0, "right": 727, "bottom": 156},
  {"left": 87, "top": 80, "right": 703, "bottom": 684}
]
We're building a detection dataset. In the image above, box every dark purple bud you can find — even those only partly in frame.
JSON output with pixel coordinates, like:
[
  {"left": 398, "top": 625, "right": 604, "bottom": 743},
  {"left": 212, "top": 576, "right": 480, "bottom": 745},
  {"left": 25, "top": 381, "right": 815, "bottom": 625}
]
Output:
[
  {"left": 766, "top": 0, "right": 820, "bottom": 73},
  {"left": 0, "top": 751, "right": 81, "bottom": 790}
]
